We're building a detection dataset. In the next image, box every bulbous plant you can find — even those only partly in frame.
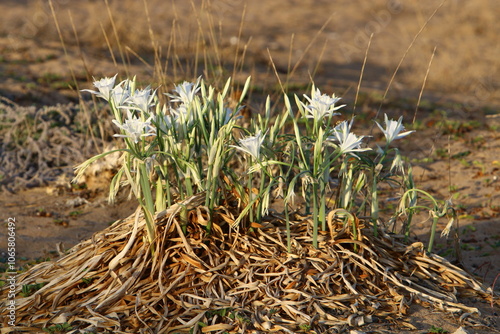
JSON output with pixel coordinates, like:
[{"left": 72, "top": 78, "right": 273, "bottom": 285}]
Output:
[
  {"left": 76, "top": 75, "right": 251, "bottom": 247},
  {"left": 76, "top": 75, "right": 449, "bottom": 253}
]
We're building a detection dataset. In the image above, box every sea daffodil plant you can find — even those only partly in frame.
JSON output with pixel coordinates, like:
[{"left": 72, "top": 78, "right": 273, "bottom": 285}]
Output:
[{"left": 75, "top": 74, "right": 450, "bottom": 253}]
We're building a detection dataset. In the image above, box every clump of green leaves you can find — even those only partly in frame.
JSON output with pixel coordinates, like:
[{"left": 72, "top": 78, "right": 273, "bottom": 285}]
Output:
[
  {"left": 42, "top": 323, "right": 73, "bottom": 334},
  {"left": 81, "top": 276, "right": 96, "bottom": 286},
  {"left": 21, "top": 282, "right": 47, "bottom": 297},
  {"left": 77, "top": 75, "right": 447, "bottom": 252},
  {"left": 425, "top": 325, "right": 449, "bottom": 334}
]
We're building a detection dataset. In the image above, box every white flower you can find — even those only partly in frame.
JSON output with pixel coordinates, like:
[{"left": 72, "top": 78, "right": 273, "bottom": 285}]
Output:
[
  {"left": 301, "top": 87, "right": 345, "bottom": 120},
  {"left": 110, "top": 81, "right": 131, "bottom": 107},
  {"left": 157, "top": 114, "right": 175, "bottom": 134},
  {"left": 390, "top": 148, "right": 404, "bottom": 173},
  {"left": 81, "top": 74, "right": 117, "bottom": 101},
  {"left": 332, "top": 118, "right": 353, "bottom": 136},
  {"left": 155, "top": 105, "right": 175, "bottom": 134},
  {"left": 230, "top": 130, "right": 266, "bottom": 161},
  {"left": 155, "top": 103, "right": 195, "bottom": 137},
  {"left": 170, "top": 103, "right": 195, "bottom": 126},
  {"left": 328, "top": 120, "right": 370, "bottom": 158},
  {"left": 375, "top": 113, "right": 415, "bottom": 146},
  {"left": 273, "top": 178, "right": 285, "bottom": 199},
  {"left": 336, "top": 132, "right": 371, "bottom": 157},
  {"left": 166, "top": 77, "right": 201, "bottom": 106},
  {"left": 125, "top": 87, "right": 156, "bottom": 113},
  {"left": 285, "top": 185, "right": 296, "bottom": 206},
  {"left": 112, "top": 110, "right": 155, "bottom": 143}
]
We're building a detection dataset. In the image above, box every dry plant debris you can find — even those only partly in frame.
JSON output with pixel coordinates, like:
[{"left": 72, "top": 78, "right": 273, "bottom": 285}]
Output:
[
  {"left": 1, "top": 193, "right": 497, "bottom": 333},
  {"left": 0, "top": 97, "right": 113, "bottom": 192}
]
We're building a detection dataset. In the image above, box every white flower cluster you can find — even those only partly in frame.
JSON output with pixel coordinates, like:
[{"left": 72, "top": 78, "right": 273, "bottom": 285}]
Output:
[
  {"left": 83, "top": 76, "right": 414, "bottom": 162},
  {"left": 300, "top": 87, "right": 345, "bottom": 120},
  {"left": 79, "top": 75, "right": 419, "bottom": 249},
  {"left": 298, "top": 86, "right": 415, "bottom": 157},
  {"left": 83, "top": 75, "right": 212, "bottom": 144}
]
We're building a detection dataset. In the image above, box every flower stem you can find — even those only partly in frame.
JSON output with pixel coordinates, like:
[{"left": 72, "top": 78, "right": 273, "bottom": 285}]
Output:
[
  {"left": 247, "top": 163, "right": 254, "bottom": 224},
  {"left": 428, "top": 215, "right": 439, "bottom": 253},
  {"left": 320, "top": 168, "right": 328, "bottom": 231},
  {"left": 404, "top": 209, "right": 414, "bottom": 243},
  {"left": 138, "top": 163, "right": 156, "bottom": 249},
  {"left": 255, "top": 165, "right": 268, "bottom": 223},
  {"left": 285, "top": 200, "right": 291, "bottom": 252},
  {"left": 371, "top": 169, "right": 379, "bottom": 237},
  {"left": 312, "top": 182, "right": 319, "bottom": 248}
]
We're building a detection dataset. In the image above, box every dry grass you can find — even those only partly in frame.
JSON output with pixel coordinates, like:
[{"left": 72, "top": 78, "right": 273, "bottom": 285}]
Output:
[
  {"left": 0, "top": 97, "right": 115, "bottom": 191},
  {"left": 2, "top": 191, "right": 496, "bottom": 332}
]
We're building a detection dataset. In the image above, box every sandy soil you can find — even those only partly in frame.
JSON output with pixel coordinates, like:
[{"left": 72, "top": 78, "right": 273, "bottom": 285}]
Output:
[{"left": 1, "top": 0, "right": 499, "bottom": 333}]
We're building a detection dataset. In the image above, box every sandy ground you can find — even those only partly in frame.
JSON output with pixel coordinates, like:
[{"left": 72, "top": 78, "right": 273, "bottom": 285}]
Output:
[{"left": 1, "top": 0, "right": 499, "bottom": 333}]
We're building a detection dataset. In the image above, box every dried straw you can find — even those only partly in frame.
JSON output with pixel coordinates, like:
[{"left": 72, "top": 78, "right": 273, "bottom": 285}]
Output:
[
  {"left": 0, "top": 97, "right": 114, "bottom": 192},
  {"left": 1, "top": 193, "right": 497, "bottom": 333}
]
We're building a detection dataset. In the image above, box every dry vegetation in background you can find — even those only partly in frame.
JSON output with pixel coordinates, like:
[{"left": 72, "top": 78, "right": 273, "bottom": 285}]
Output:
[{"left": 1, "top": 0, "right": 498, "bottom": 108}]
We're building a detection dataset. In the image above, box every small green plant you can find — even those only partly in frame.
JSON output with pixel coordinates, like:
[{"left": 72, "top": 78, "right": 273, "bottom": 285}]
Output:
[
  {"left": 398, "top": 187, "right": 455, "bottom": 251},
  {"left": 69, "top": 210, "right": 83, "bottom": 217},
  {"left": 452, "top": 151, "right": 471, "bottom": 160},
  {"left": 458, "top": 158, "right": 470, "bottom": 168},
  {"left": 37, "top": 72, "right": 62, "bottom": 85},
  {"left": 21, "top": 282, "right": 47, "bottom": 297},
  {"left": 36, "top": 208, "right": 51, "bottom": 217},
  {"left": 461, "top": 243, "right": 480, "bottom": 251},
  {"left": 228, "top": 311, "right": 251, "bottom": 324},
  {"left": 299, "top": 323, "right": 311, "bottom": 332},
  {"left": 206, "top": 308, "right": 233, "bottom": 318},
  {"left": 53, "top": 218, "right": 69, "bottom": 227},
  {"left": 472, "top": 160, "right": 486, "bottom": 174},
  {"left": 81, "top": 277, "right": 96, "bottom": 286},
  {"left": 462, "top": 225, "right": 477, "bottom": 234},
  {"left": 435, "top": 148, "right": 448, "bottom": 158},
  {"left": 486, "top": 239, "right": 500, "bottom": 249},
  {"left": 425, "top": 325, "right": 449, "bottom": 333},
  {"left": 71, "top": 183, "right": 87, "bottom": 190},
  {"left": 438, "top": 118, "right": 481, "bottom": 136},
  {"left": 42, "top": 322, "right": 73, "bottom": 334}
]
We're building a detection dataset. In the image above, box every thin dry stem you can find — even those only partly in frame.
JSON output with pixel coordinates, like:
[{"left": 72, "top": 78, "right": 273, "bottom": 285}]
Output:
[
  {"left": 287, "top": 13, "right": 335, "bottom": 81},
  {"left": 414, "top": 45, "right": 437, "bottom": 123},
  {"left": 104, "top": 0, "right": 129, "bottom": 77},
  {"left": 267, "top": 48, "right": 286, "bottom": 95},
  {"left": 231, "top": 3, "right": 248, "bottom": 85},
  {"left": 353, "top": 33, "right": 373, "bottom": 114},
  {"left": 375, "top": 0, "right": 446, "bottom": 121}
]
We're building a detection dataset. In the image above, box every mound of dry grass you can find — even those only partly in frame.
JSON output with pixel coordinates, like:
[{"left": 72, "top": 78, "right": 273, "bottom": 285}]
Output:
[{"left": 2, "top": 192, "right": 496, "bottom": 333}]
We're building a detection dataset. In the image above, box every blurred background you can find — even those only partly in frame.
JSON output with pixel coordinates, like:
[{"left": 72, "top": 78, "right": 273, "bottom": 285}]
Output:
[{"left": 0, "top": 0, "right": 498, "bottom": 109}]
